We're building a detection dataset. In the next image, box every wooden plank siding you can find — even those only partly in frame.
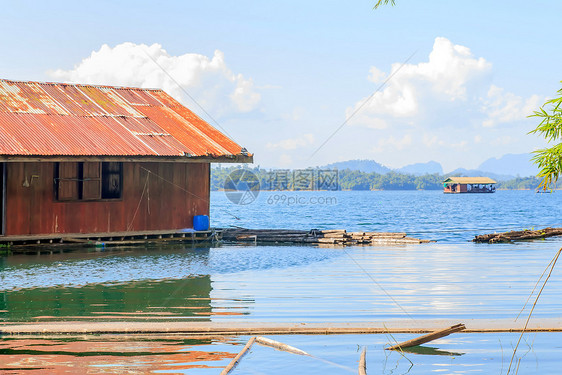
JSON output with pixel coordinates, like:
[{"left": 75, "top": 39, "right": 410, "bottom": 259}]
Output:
[{"left": 3, "top": 162, "right": 209, "bottom": 236}]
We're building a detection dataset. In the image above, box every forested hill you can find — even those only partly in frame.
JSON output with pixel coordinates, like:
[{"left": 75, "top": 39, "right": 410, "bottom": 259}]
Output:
[{"left": 212, "top": 166, "right": 553, "bottom": 191}]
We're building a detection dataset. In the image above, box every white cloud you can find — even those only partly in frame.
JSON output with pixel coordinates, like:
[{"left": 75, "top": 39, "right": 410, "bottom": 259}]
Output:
[
  {"left": 266, "top": 133, "right": 315, "bottom": 150},
  {"left": 481, "top": 85, "right": 542, "bottom": 127},
  {"left": 49, "top": 42, "right": 261, "bottom": 115},
  {"left": 368, "top": 66, "right": 386, "bottom": 83},
  {"left": 348, "top": 37, "right": 541, "bottom": 132},
  {"left": 340, "top": 36, "right": 544, "bottom": 171},
  {"left": 347, "top": 37, "right": 493, "bottom": 128}
]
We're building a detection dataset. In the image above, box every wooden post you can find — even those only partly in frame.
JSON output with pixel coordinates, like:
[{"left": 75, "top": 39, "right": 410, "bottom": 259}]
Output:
[{"left": 386, "top": 324, "right": 466, "bottom": 351}]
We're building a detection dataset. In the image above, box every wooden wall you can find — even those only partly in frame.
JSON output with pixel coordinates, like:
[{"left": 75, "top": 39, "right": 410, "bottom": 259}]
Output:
[{"left": 3, "top": 162, "right": 210, "bottom": 236}]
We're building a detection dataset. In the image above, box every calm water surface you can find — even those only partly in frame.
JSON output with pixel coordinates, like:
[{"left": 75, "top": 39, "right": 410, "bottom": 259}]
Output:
[
  {"left": 1, "top": 190, "right": 562, "bottom": 373},
  {"left": 212, "top": 190, "right": 562, "bottom": 242},
  {"left": 2, "top": 333, "right": 561, "bottom": 374},
  {"left": 2, "top": 240, "right": 561, "bottom": 323}
]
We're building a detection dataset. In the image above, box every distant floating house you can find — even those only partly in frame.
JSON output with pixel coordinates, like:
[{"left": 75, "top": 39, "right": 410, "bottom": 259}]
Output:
[
  {"left": 443, "top": 177, "right": 496, "bottom": 194},
  {"left": 0, "top": 79, "right": 252, "bottom": 240}
]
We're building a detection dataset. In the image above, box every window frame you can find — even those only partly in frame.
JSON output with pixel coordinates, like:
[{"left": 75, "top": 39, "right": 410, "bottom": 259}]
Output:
[{"left": 54, "top": 161, "right": 123, "bottom": 202}]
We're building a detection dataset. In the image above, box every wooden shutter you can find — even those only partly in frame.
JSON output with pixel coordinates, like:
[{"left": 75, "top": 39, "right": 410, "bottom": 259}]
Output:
[
  {"left": 82, "top": 162, "right": 101, "bottom": 200},
  {"left": 57, "top": 162, "right": 79, "bottom": 200}
]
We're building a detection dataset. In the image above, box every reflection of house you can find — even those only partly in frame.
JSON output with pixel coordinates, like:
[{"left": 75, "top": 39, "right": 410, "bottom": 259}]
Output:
[
  {"left": 0, "top": 275, "right": 213, "bottom": 321},
  {"left": 0, "top": 79, "right": 252, "bottom": 240},
  {"left": 443, "top": 177, "right": 496, "bottom": 194}
]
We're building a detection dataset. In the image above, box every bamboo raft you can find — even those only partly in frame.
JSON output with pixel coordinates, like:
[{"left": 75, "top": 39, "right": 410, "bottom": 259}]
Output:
[
  {"left": 473, "top": 227, "right": 562, "bottom": 243},
  {"left": 221, "top": 228, "right": 431, "bottom": 245}
]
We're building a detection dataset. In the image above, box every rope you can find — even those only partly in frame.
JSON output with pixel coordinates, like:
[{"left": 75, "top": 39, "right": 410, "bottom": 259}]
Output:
[
  {"left": 140, "top": 166, "right": 241, "bottom": 220},
  {"left": 126, "top": 173, "right": 150, "bottom": 231}
]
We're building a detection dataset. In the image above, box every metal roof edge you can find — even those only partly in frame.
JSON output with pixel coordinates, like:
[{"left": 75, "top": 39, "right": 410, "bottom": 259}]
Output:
[
  {"left": 0, "top": 154, "right": 254, "bottom": 164},
  {"left": 0, "top": 78, "right": 163, "bottom": 92}
]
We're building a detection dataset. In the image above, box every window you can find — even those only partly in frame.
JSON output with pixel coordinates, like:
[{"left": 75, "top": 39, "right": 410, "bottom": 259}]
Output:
[
  {"left": 55, "top": 162, "right": 122, "bottom": 201},
  {"left": 101, "top": 162, "right": 122, "bottom": 199}
]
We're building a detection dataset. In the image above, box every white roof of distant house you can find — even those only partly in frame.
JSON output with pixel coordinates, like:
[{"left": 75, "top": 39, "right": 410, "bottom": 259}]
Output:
[{"left": 444, "top": 177, "right": 497, "bottom": 184}]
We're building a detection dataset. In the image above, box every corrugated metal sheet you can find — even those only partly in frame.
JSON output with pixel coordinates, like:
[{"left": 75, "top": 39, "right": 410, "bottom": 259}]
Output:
[{"left": 0, "top": 79, "right": 248, "bottom": 158}]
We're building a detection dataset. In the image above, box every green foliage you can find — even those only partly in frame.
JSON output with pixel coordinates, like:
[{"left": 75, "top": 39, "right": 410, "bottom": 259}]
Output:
[
  {"left": 212, "top": 166, "right": 557, "bottom": 191},
  {"left": 496, "top": 177, "right": 550, "bottom": 190},
  {"left": 530, "top": 83, "right": 562, "bottom": 190},
  {"left": 374, "top": 0, "right": 395, "bottom": 9}
]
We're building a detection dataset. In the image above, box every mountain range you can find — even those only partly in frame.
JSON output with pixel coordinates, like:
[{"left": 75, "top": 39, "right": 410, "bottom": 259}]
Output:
[{"left": 320, "top": 153, "right": 539, "bottom": 180}]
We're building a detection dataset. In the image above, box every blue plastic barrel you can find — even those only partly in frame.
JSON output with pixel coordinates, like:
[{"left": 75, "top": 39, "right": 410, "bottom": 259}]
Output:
[{"left": 193, "top": 215, "right": 210, "bottom": 231}]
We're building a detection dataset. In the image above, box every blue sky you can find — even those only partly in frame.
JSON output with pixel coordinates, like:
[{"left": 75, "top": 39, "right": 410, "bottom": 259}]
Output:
[{"left": 1, "top": 0, "right": 560, "bottom": 172}]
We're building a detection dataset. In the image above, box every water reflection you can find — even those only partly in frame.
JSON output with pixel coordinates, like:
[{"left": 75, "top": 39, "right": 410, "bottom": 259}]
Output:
[
  {"left": 399, "top": 345, "right": 464, "bottom": 356},
  {"left": 0, "top": 276, "right": 218, "bottom": 322},
  {"left": 2, "top": 240, "right": 562, "bottom": 323},
  {"left": 0, "top": 336, "right": 235, "bottom": 374},
  {"left": 1, "top": 243, "right": 348, "bottom": 323}
]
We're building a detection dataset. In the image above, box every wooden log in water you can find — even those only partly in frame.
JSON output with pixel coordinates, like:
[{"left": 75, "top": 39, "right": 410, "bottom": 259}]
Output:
[
  {"left": 473, "top": 227, "right": 562, "bottom": 243},
  {"left": 220, "top": 336, "right": 256, "bottom": 375},
  {"left": 386, "top": 323, "right": 466, "bottom": 351},
  {"left": 221, "top": 228, "right": 429, "bottom": 246},
  {"left": 366, "top": 232, "right": 406, "bottom": 238},
  {"left": 235, "top": 235, "right": 257, "bottom": 240},
  {"left": 371, "top": 237, "right": 422, "bottom": 244},
  {"left": 225, "top": 229, "right": 308, "bottom": 234},
  {"left": 366, "top": 232, "right": 405, "bottom": 236},
  {"left": 320, "top": 229, "right": 347, "bottom": 234},
  {"left": 320, "top": 234, "right": 347, "bottom": 239},
  {"left": 255, "top": 336, "right": 309, "bottom": 356},
  {"left": 358, "top": 347, "right": 367, "bottom": 375},
  {"left": 253, "top": 237, "right": 309, "bottom": 243}
]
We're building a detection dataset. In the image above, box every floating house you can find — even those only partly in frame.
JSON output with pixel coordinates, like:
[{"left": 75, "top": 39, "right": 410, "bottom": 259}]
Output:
[
  {"left": 443, "top": 177, "right": 496, "bottom": 194},
  {"left": 0, "top": 79, "right": 252, "bottom": 243}
]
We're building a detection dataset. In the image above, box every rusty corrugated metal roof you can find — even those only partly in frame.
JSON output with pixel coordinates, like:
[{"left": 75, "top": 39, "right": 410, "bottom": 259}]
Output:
[{"left": 0, "top": 79, "right": 250, "bottom": 161}]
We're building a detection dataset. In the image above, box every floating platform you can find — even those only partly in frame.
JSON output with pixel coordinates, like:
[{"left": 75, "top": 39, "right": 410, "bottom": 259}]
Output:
[
  {"left": 2, "top": 318, "right": 561, "bottom": 336},
  {"left": 0, "top": 227, "right": 433, "bottom": 253},
  {"left": 221, "top": 228, "right": 432, "bottom": 245},
  {"left": 0, "top": 229, "right": 219, "bottom": 252}
]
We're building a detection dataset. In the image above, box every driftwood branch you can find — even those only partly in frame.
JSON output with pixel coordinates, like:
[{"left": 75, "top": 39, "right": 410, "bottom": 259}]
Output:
[
  {"left": 386, "top": 324, "right": 466, "bottom": 351},
  {"left": 220, "top": 336, "right": 256, "bottom": 375},
  {"left": 358, "top": 347, "right": 367, "bottom": 375},
  {"left": 255, "top": 336, "right": 309, "bottom": 356}
]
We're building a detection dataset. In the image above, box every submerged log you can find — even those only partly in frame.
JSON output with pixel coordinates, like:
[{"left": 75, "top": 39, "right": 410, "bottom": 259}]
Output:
[
  {"left": 386, "top": 323, "right": 466, "bottom": 351},
  {"left": 473, "top": 227, "right": 562, "bottom": 243}
]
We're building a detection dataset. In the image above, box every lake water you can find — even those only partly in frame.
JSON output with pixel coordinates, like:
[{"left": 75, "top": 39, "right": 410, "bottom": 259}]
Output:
[
  {"left": 212, "top": 190, "right": 562, "bottom": 242},
  {"left": 1, "top": 190, "right": 562, "bottom": 374}
]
